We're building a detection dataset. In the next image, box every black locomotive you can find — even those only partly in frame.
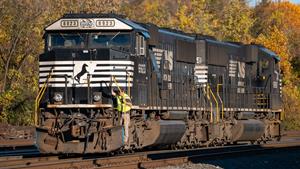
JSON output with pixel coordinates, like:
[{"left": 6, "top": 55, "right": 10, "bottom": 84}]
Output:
[{"left": 36, "top": 13, "right": 282, "bottom": 153}]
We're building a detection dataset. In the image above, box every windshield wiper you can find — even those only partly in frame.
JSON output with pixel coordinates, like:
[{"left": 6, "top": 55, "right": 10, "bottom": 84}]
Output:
[
  {"left": 77, "top": 33, "right": 85, "bottom": 42},
  {"left": 106, "top": 31, "right": 120, "bottom": 47}
]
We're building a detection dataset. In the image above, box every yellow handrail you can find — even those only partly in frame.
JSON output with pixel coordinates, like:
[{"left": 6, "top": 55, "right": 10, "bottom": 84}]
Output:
[
  {"left": 217, "top": 84, "right": 224, "bottom": 121},
  {"left": 280, "top": 110, "right": 285, "bottom": 120},
  {"left": 34, "top": 68, "right": 53, "bottom": 125},
  {"left": 126, "top": 71, "right": 130, "bottom": 97},
  {"left": 112, "top": 76, "right": 122, "bottom": 93},
  {"left": 113, "top": 74, "right": 131, "bottom": 97},
  {"left": 208, "top": 85, "right": 219, "bottom": 123},
  {"left": 206, "top": 85, "right": 213, "bottom": 123}
]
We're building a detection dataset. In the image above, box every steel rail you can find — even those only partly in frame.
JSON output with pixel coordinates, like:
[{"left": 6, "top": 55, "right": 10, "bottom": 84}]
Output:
[
  {"left": 0, "top": 149, "right": 39, "bottom": 157},
  {"left": 1, "top": 141, "right": 300, "bottom": 169}
]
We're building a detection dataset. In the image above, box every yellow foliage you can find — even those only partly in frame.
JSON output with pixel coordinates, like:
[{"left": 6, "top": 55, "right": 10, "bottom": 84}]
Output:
[
  {"left": 254, "top": 2, "right": 300, "bottom": 129},
  {"left": 170, "top": 0, "right": 215, "bottom": 35},
  {"left": 282, "top": 85, "right": 300, "bottom": 129},
  {"left": 268, "top": 2, "right": 300, "bottom": 32},
  {"left": 215, "top": 0, "right": 254, "bottom": 42},
  {"left": 256, "top": 2, "right": 300, "bottom": 60},
  {"left": 176, "top": 4, "right": 191, "bottom": 31},
  {"left": 122, "top": 0, "right": 171, "bottom": 27},
  {"left": 255, "top": 26, "right": 291, "bottom": 80},
  {"left": 0, "top": 28, "right": 8, "bottom": 43}
]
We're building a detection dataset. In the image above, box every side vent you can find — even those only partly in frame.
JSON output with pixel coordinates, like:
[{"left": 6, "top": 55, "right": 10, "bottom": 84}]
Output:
[
  {"left": 175, "top": 40, "right": 196, "bottom": 63},
  {"left": 148, "top": 24, "right": 159, "bottom": 46},
  {"left": 245, "top": 45, "right": 258, "bottom": 63}
]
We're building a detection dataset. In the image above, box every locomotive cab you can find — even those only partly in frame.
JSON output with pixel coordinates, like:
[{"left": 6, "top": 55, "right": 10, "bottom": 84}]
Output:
[{"left": 39, "top": 14, "right": 148, "bottom": 106}]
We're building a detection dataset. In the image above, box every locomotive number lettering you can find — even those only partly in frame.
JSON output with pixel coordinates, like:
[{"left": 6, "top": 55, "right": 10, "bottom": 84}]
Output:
[
  {"left": 96, "top": 20, "right": 115, "bottom": 27},
  {"left": 60, "top": 20, "right": 78, "bottom": 27}
]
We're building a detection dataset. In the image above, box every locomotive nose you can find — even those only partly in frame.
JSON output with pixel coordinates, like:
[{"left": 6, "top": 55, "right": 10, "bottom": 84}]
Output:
[{"left": 39, "top": 47, "right": 132, "bottom": 105}]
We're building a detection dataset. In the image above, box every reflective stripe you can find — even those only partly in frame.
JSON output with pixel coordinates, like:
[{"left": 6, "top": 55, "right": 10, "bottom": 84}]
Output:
[
  {"left": 116, "top": 96, "right": 122, "bottom": 112},
  {"left": 116, "top": 93, "right": 131, "bottom": 113},
  {"left": 122, "top": 93, "right": 132, "bottom": 112}
]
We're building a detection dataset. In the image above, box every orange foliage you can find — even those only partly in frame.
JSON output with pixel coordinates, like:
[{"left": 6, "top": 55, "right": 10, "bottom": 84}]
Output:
[
  {"left": 267, "top": 2, "right": 300, "bottom": 32},
  {"left": 255, "top": 2, "right": 300, "bottom": 129},
  {"left": 257, "top": 2, "right": 300, "bottom": 58},
  {"left": 256, "top": 27, "right": 291, "bottom": 80},
  {"left": 255, "top": 2, "right": 300, "bottom": 83}
]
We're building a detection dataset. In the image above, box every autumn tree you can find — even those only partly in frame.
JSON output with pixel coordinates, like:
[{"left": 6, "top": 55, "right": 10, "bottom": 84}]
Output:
[
  {"left": 0, "top": 0, "right": 47, "bottom": 124},
  {"left": 253, "top": 2, "right": 300, "bottom": 65},
  {"left": 171, "top": 0, "right": 215, "bottom": 35},
  {"left": 253, "top": 2, "right": 300, "bottom": 129},
  {"left": 122, "top": 0, "right": 172, "bottom": 27},
  {"left": 0, "top": 0, "right": 124, "bottom": 125},
  {"left": 209, "top": 0, "right": 254, "bottom": 42},
  {"left": 43, "top": 0, "right": 123, "bottom": 23}
]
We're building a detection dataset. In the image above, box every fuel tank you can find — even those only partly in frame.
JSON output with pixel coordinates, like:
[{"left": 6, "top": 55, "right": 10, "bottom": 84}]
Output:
[
  {"left": 143, "top": 120, "right": 186, "bottom": 147},
  {"left": 160, "top": 111, "right": 188, "bottom": 120},
  {"left": 231, "top": 119, "right": 265, "bottom": 141}
]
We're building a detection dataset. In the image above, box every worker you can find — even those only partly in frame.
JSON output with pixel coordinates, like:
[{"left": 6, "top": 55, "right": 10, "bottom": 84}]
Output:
[{"left": 111, "top": 89, "right": 132, "bottom": 148}]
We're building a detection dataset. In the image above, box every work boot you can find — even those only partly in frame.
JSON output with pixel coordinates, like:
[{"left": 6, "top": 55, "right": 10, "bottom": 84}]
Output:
[{"left": 123, "top": 142, "right": 130, "bottom": 149}]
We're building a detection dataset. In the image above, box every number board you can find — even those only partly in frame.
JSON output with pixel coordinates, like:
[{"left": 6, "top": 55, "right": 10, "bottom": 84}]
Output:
[
  {"left": 96, "top": 20, "right": 115, "bottom": 27},
  {"left": 61, "top": 20, "right": 78, "bottom": 27},
  {"left": 47, "top": 18, "right": 132, "bottom": 30}
]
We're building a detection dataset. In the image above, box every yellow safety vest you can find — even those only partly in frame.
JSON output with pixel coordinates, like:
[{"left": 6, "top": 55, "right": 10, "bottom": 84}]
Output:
[
  {"left": 116, "top": 96, "right": 122, "bottom": 112},
  {"left": 116, "top": 93, "right": 132, "bottom": 113}
]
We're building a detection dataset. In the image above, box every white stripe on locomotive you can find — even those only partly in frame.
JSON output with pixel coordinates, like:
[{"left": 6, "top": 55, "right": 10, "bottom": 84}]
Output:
[
  {"left": 39, "top": 60, "right": 134, "bottom": 65},
  {"left": 41, "top": 83, "right": 133, "bottom": 88},
  {"left": 39, "top": 60, "right": 134, "bottom": 87}
]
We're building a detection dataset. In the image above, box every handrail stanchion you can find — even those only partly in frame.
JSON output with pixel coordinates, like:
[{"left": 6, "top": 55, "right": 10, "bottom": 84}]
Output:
[
  {"left": 206, "top": 85, "right": 213, "bottom": 123},
  {"left": 35, "top": 68, "right": 53, "bottom": 126},
  {"left": 209, "top": 85, "right": 219, "bottom": 123},
  {"left": 217, "top": 84, "right": 224, "bottom": 121}
]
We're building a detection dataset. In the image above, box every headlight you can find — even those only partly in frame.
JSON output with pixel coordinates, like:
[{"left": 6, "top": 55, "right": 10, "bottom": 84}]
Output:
[
  {"left": 53, "top": 93, "right": 63, "bottom": 102},
  {"left": 93, "top": 92, "right": 101, "bottom": 102}
]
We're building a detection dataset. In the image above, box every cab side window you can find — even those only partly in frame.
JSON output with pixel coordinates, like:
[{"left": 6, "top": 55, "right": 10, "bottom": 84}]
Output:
[{"left": 136, "top": 34, "right": 145, "bottom": 55}]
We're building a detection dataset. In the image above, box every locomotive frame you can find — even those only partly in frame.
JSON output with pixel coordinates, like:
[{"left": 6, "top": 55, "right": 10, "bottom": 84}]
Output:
[{"left": 35, "top": 13, "right": 282, "bottom": 154}]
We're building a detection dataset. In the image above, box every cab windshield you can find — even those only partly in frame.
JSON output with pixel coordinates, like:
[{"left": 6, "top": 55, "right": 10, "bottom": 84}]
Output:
[
  {"left": 89, "top": 32, "right": 131, "bottom": 48},
  {"left": 47, "top": 32, "right": 131, "bottom": 49},
  {"left": 48, "top": 33, "right": 86, "bottom": 49}
]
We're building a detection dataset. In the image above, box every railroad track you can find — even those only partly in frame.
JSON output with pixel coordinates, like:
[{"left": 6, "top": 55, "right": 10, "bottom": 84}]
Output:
[
  {"left": 0, "top": 141, "right": 300, "bottom": 169},
  {"left": 0, "top": 145, "right": 39, "bottom": 157},
  {"left": 0, "top": 149, "right": 39, "bottom": 157}
]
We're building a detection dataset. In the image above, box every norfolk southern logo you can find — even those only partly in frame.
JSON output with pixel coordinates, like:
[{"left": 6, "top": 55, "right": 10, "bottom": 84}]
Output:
[
  {"left": 74, "top": 64, "right": 89, "bottom": 84},
  {"left": 80, "top": 19, "right": 94, "bottom": 28}
]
